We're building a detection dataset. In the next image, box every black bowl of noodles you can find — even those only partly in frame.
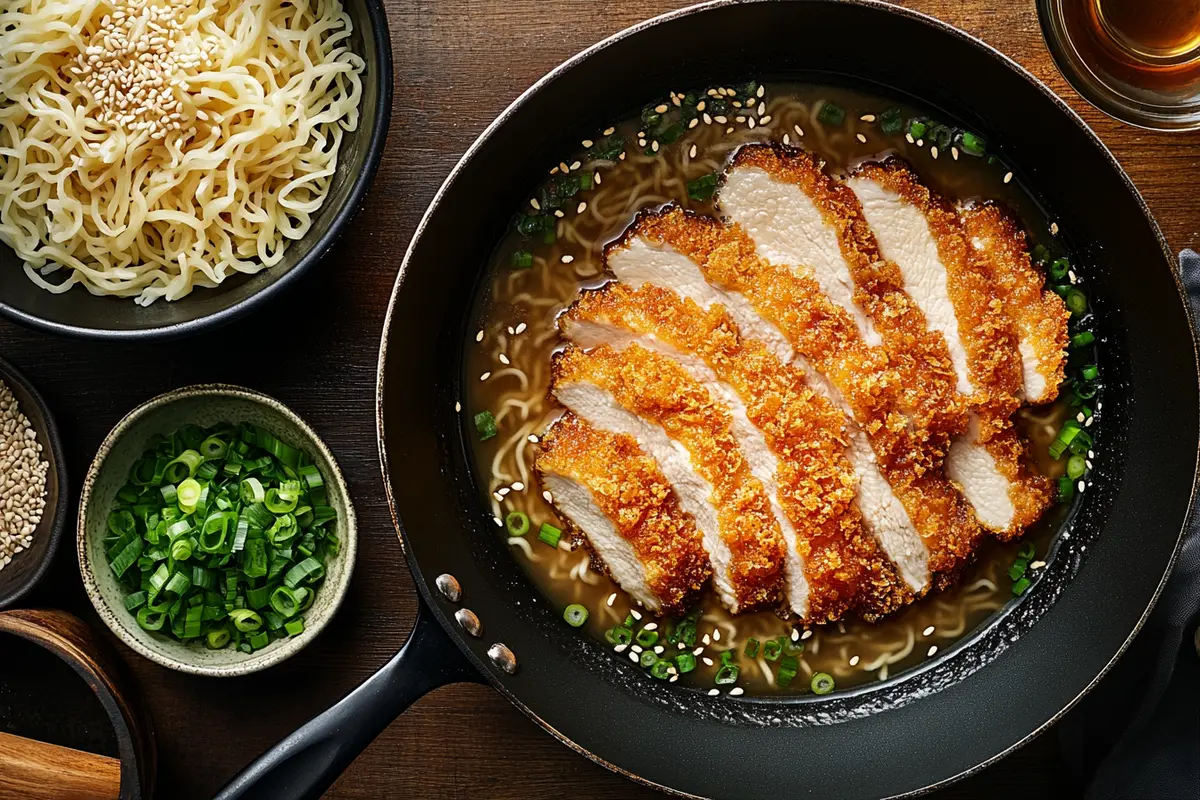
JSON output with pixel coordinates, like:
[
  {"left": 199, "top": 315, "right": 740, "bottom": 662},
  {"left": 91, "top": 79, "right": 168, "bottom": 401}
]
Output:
[{"left": 0, "top": 0, "right": 392, "bottom": 340}]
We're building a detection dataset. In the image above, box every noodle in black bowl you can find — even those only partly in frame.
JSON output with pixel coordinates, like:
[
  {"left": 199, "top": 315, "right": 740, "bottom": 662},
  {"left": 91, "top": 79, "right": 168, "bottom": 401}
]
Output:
[{"left": 0, "top": 0, "right": 392, "bottom": 341}]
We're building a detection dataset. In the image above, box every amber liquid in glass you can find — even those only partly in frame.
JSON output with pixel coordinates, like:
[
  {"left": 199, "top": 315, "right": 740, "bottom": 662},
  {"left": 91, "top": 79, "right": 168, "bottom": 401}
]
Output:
[{"left": 1063, "top": 0, "right": 1200, "bottom": 90}]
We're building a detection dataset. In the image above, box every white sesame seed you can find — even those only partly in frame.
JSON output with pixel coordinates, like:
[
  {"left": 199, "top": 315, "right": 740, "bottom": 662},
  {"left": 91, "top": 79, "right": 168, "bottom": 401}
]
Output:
[
  {"left": 630, "top": 609, "right": 642, "bottom": 620},
  {"left": 856, "top": 133, "right": 867, "bottom": 143},
  {"left": 655, "top": 104, "right": 669, "bottom": 114},
  {"left": 669, "top": 675, "right": 679, "bottom": 683},
  {"left": 693, "top": 646, "right": 703, "bottom": 656},
  {"left": 916, "top": 138, "right": 924, "bottom": 147},
  {"left": 561, "top": 254, "right": 574, "bottom": 264},
  {"left": 476, "top": 329, "right": 484, "bottom": 342},
  {"left": 629, "top": 651, "right": 639, "bottom": 663},
  {"left": 952, "top": 147, "right": 960, "bottom": 160},
  {"left": 603, "top": 127, "right": 615, "bottom": 136},
  {"left": 905, "top": 133, "right": 915, "bottom": 143},
  {"left": 654, "top": 646, "right": 664, "bottom": 654},
  {"left": 931, "top": 146, "right": 939, "bottom": 159},
  {"left": 498, "top": 354, "right": 510, "bottom": 365},
  {"left": 1077, "top": 412, "right": 1086, "bottom": 423},
  {"left": 493, "top": 516, "right": 503, "bottom": 527},
  {"left": 530, "top": 198, "right": 540, "bottom": 210},
  {"left": 702, "top": 634, "right": 711, "bottom": 645},
  {"left": 576, "top": 201, "right": 587, "bottom": 214},
  {"left": 558, "top": 162, "right": 570, "bottom": 173},
  {"left": 689, "top": 144, "right": 698, "bottom": 158},
  {"left": 923, "top": 626, "right": 935, "bottom": 636},
  {"left": 756, "top": 85, "right": 765, "bottom": 98},
  {"left": 708, "top": 689, "right": 720, "bottom": 696},
  {"left": 702, "top": 657, "right": 714, "bottom": 667},
  {"left": 497, "top": 487, "right": 510, "bottom": 497},
  {"left": 714, "top": 115, "right": 727, "bottom": 124},
  {"left": 542, "top": 490, "right": 553, "bottom": 503},
  {"left": 849, "top": 655, "right": 860, "bottom": 667},
  {"left": 614, "top": 644, "right": 627, "bottom": 653},
  {"left": 479, "top": 372, "right": 491, "bottom": 381},
  {"left": 1068, "top": 270, "right": 1077, "bottom": 282},
  {"left": 782, "top": 133, "right": 791, "bottom": 145},
  {"left": 1004, "top": 171, "right": 1013, "bottom": 184},
  {"left": 735, "top": 115, "right": 746, "bottom": 123},
  {"left": 729, "top": 687, "right": 745, "bottom": 696},
  {"left": 631, "top": 645, "right": 643, "bottom": 654},
  {"left": 703, "top": 113, "right": 713, "bottom": 124},
  {"left": 553, "top": 210, "right": 564, "bottom": 218},
  {"left": 454, "top": 401, "right": 461, "bottom": 413},
  {"left": 1086, "top": 460, "right": 1093, "bottom": 469},
  {"left": 1088, "top": 450, "right": 1095, "bottom": 458},
  {"left": 860, "top": 114, "right": 876, "bottom": 122},
  {"left": 1030, "top": 560, "right": 1047, "bottom": 569},
  {"left": 712, "top": 629, "right": 721, "bottom": 641},
  {"left": 515, "top": 322, "right": 527, "bottom": 334},
  {"left": 760, "top": 114, "right": 771, "bottom": 124},
  {"left": 581, "top": 139, "right": 593, "bottom": 147},
  {"left": 1085, "top": 416, "right": 1094, "bottom": 427},
  {"left": 593, "top": 172, "right": 601, "bottom": 186},
  {"left": 801, "top": 630, "right": 813, "bottom": 640},
  {"left": 747, "top": 118, "right": 756, "bottom": 129},
  {"left": 927, "top": 646, "right": 938, "bottom": 657},
  {"left": 527, "top": 434, "right": 539, "bottom": 444},
  {"left": 726, "top": 127, "right": 734, "bottom": 134},
  {"left": 1051, "top": 222, "right": 1060, "bottom": 235},
  {"left": 511, "top": 482, "right": 524, "bottom": 491},
  {"left": 618, "top": 153, "right": 626, "bottom": 160},
  {"left": 688, "top": 118, "right": 699, "bottom": 129}
]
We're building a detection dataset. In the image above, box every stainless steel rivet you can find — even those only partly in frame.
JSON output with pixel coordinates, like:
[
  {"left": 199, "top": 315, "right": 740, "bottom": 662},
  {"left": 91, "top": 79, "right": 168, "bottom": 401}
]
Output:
[
  {"left": 455, "top": 608, "right": 482, "bottom": 638},
  {"left": 487, "top": 643, "right": 518, "bottom": 674},
  {"left": 435, "top": 573, "right": 461, "bottom": 602}
]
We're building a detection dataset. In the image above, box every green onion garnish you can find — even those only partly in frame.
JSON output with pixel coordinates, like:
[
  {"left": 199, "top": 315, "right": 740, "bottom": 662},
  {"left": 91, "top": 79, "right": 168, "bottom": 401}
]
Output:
[
  {"left": 537, "top": 523, "right": 562, "bottom": 549},
  {"left": 959, "top": 131, "right": 987, "bottom": 156},
  {"left": 1067, "top": 454, "right": 1087, "bottom": 479},
  {"left": 1059, "top": 475, "right": 1076, "bottom": 502},
  {"left": 606, "top": 625, "right": 633, "bottom": 646},
  {"left": 817, "top": 102, "right": 845, "bottom": 126},
  {"left": 563, "top": 604, "right": 589, "bottom": 628},
  {"left": 635, "top": 628, "right": 659, "bottom": 647},
  {"left": 907, "top": 119, "right": 928, "bottom": 140},
  {"left": 649, "top": 660, "right": 673, "bottom": 680},
  {"left": 686, "top": 172, "right": 720, "bottom": 202},
  {"left": 102, "top": 422, "right": 336, "bottom": 652},
  {"left": 1013, "top": 576, "right": 1032, "bottom": 596},
  {"left": 879, "top": 107, "right": 903, "bottom": 135},
  {"left": 777, "top": 654, "right": 799, "bottom": 688},
  {"left": 675, "top": 652, "right": 696, "bottom": 674},
  {"left": 1082, "top": 364, "right": 1099, "bottom": 382},
  {"left": 744, "top": 637, "right": 760, "bottom": 658},
  {"left": 1071, "top": 330, "right": 1095, "bottom": 348},
  {"left": 474, "top": 411, "right": 498, "bottom": 441},
  {"left": 504, "top": 511, "right": 530, "bottom": 537},
  {"left": 639, "top": 650, "right": 658, "bottom": 668},
  {"left": 1065, "top": 289, "right": 1088, "bottom": 316},
  {"left": 1008, "top": 560, "right": 1028, "bottom": 581},
  {"left": 714, "top": 663, "right": 739, "bottom": 685},
  {"left": 1017, "top": 542, "right": 1035, "bottom": 560},
  {"left": 811, "top": 672, "right": 835, "bottom": 695},
  {"left": 1049, "top": 258, "right": 1070, "bottom": 281},
  {"left": 763, "top": 638, "right": 782, "bottom": 661}
]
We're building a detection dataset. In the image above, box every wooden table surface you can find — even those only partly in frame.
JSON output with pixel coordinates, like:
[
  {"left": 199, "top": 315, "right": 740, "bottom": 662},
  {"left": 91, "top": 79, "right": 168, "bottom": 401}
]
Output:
[{"left": 4, "top": 1, "right": 1199, "bottom": 798}]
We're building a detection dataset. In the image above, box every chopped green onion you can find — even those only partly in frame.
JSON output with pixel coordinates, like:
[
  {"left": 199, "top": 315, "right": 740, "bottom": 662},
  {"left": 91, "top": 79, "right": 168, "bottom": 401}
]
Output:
[
  {"left": 1067, "top": 454, "right": 1087, "bottom": 479},
  {"left": 474, "top": 411, "right": 498, "bottom": 441},
  {"left": 1008, "top": 560, "right": 1028, "bottom": 581},
  {"left": 578, "top": 172, "right": 594, "bottom": 191},
  {"left": 505, "top": 511, "right": 530, "bottom": 537},
  {"left": 240, "top": 477, "right": 266, "bottom": 504},
  {"left": 649, "top": 660, "right": 673, "bottom": 680},
  {"left": 606, "top": 625, "right": 633, "bottom": 646},
  {"left": 537, "top": 523, "right": 562, "bottom": 549},
  {"left": 1017, "top": 542, "right": 1036, "bottom": 560},
  {"left": 817, "top": 102, "right": 845, "bottom": 126},
  {"left": 763, "top": 638, "right": 782, "bottom": 661},
  {"left": 959, "top": 131, "right": 986, "bottom": 156},
  {"left": 1059, "top": 475, "right": 1076, "bottom": 502},
  {"left": 1082, "top": 364, "right": 1099, "bottom": 381},
  {"left": 714, "top": 664, "right": 739, "bottom": 685},
  {"left": 907, "top": 119, "right": 928, "bottom": 139},
  {"left": 879, "top": 107, "right": 903, "bottom": 135},
  {"left": 163, "top": 450, "right": 203, "bottom": 484},
  {"left": 270, "top": 586, "right": 306, "bottom": 618},
  {"left": 123, "top": 591, "right": 148, "bottom": 611},
  {"left": 284, "top": 618, "right": 305, "bottom": 636},
  {"left": 686, "top": 172, "right": 719, "bottom": 202},
  {"left": 199, "top": 436, "right": 228, "bottom": 460},
  {"left": 635, "top": 628, "right": 658, "bottom": 647},
  {"left": 811, "top": 672, "right": 835, "bottom": 695},
  {"left": 1049, "top": 258, "right": 1070, "bottom": 281},
  {"left": 511, "top": 250, "right": 534, "bottom": 269},
  {"left": 563, "top": 604, "right": 589, "bottom": 628},
  {"left": 1013, "top": 576, "right": 1032, "bottom": 596},
  {"left": 283, "top": 557, "right": 324, "bottom": 588},
  {"left": 675, "top": 652, "right": 696, "bottom": 674},
  {"left": 744, "top": 638, "right": 760, "bottom": 658},
  {"left": 176, "top": 478, "right": 202, "bottom": 511},
  {"left": 136, "top": 607, "right": 166, "bottom": 631},
  {"left": 1071, "top": 331, "right": 1095, "bottom": 348},
  {"left": 206, "top": 627, "right": 231, "bottom": 649},
  {"left": 777, "top": 654, "right": 799, "bottom": 688},
  {"left": 229, "top": 608, "right": 262, "bottom": 632},
  {"left": 639, "top": 650, "right": 657, "bottom": 668},
  {"left": 1065, "top": 289, "right": 1088, "bottom": 316}
]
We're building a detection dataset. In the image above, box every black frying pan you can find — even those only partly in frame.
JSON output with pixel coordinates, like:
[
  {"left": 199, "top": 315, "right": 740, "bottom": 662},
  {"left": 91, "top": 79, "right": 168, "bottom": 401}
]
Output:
[{"left": 215, "top": 2, "right": 1200, "bottom": 798}]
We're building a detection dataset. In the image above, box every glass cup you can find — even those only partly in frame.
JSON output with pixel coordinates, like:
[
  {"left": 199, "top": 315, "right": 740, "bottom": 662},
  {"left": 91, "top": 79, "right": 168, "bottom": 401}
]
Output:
[{"left": 1038, "top": 0, "right": 1200, "bottom": 130}]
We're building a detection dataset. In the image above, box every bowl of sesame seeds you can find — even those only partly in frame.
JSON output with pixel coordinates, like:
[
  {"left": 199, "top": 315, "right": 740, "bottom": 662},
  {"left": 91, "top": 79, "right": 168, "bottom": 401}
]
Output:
[{"left": 0, "top": 357, "right": 68, "bottom": 609}]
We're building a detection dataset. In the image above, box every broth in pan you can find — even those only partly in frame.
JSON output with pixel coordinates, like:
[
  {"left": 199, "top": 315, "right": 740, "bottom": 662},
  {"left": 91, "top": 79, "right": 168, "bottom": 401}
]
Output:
[{"left": 464, "top": 82, "right": 1099, "bottom": 695}]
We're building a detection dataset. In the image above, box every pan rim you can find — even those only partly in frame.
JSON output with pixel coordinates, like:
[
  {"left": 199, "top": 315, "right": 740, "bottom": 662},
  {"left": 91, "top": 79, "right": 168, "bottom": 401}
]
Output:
[{"left": 376, "top": 1, "right": 1200, "bottom": 797}]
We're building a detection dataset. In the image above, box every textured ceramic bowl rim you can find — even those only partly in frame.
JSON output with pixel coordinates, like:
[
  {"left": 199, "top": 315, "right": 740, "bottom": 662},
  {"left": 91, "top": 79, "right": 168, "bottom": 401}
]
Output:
[
  {"left": 76, "top": 384, "right": 357, "bottom": 676},
  {"left": 0, "top": 356, "right": 69, "bottom": 609}
]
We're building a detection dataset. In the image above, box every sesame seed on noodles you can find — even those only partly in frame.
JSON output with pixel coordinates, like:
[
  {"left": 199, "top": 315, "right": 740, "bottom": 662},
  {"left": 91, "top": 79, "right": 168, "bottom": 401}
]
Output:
[{"left": 0, "top": 381, "right": 49, "bottom": 573}]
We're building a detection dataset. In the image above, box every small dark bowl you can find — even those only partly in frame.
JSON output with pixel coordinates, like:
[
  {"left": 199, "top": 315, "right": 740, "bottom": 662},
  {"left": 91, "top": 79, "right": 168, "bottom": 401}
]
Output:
[
  {"left": 0, "top": 357, "right": 67, "bottom": 609},
  {"left": 0, "top": 0, "right": 393, "bottom": 341}
]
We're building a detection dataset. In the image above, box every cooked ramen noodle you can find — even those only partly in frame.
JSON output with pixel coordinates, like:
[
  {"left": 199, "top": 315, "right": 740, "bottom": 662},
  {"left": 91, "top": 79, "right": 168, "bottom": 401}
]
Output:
[
  {"left": 0, "top": 0, "right": 364, "bottom": 304},
  {"left": 466, "top": 83, "right": 1098, "bottom": 694}
]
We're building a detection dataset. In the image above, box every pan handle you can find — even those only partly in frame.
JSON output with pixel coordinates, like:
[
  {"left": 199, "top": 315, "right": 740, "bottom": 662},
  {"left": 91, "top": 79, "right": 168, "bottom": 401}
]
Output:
[{"left": 213, "top": 599, "right": 482, "bottom": 800}]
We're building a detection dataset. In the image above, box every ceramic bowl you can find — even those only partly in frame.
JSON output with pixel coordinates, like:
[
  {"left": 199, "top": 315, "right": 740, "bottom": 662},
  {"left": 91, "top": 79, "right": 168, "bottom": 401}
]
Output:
[
  {"left": 77, "top": 384, "right": 357, "bottom": 676},
  {"left": 0, "top": 357, "right": 68, "bottom": 609}
]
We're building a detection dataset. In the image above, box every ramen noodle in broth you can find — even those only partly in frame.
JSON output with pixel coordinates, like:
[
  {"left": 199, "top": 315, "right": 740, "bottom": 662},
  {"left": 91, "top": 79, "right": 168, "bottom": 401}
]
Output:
[{"left": 465, "top": 83, "right": 1094, "bottom": 694}]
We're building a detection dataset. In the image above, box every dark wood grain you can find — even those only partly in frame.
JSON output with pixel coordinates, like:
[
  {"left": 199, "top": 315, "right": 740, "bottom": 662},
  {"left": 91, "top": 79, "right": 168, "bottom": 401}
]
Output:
[{"left": 2, "top": 1, "right": 1196, "bottom": 798}]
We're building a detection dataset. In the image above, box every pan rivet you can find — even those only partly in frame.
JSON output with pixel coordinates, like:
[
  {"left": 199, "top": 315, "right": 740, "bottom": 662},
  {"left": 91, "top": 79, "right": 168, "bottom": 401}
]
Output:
[
  {"left": 487, "top": 643, "right": 518, "bottom": 675},
  {"left": 435, "top": 573, "right": 462, "bottom": 602},
  {"left": 455, "top": 608, "right": 482, "bottom": 637}
]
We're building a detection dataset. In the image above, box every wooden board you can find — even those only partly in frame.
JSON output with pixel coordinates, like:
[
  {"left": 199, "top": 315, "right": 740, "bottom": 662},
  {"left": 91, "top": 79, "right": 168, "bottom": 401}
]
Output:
[{"left": 3, "top": 1, "right": 1197, "bottom": 797}]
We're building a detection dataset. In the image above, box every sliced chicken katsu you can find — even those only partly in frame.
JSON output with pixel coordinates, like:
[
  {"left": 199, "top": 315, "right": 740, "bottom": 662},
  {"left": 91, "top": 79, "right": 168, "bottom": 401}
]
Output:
[
  {"left": 552, "top": 342, "right": 787, "bottom": 613},
  {"left": 846, "top": 160, "right": 1053, "bottom": 537},
  {"left": 537, "top": 413, "right": 710, "bottom": 615},
  {"left": 721, "top": 145, "right": 965, "bottom": 447},
  {"left": 562, "top": 281, "right": 909, "bottom": 621},
  {"left": 607, "top": 208, "right": 983, "bottom": 589},
  {"left": 961, "top": 203, "right": 1070, "bottom": 405}
]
